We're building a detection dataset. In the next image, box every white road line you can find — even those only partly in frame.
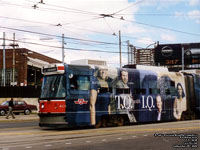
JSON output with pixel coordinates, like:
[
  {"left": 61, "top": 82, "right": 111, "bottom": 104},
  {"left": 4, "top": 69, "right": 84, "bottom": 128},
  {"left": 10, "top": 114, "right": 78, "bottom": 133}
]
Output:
[
  {"left": 45, "top": 145, "right": 52, "bottom": 147},
  {"left": 117, "top": 138, "right": 122, "bottom": 140},
  {"left": 143, "top": 135, "right": 148, "bottom": 136},
  {"left": 25, "top": 146, "right": 32, "bottom": 149},
  {"left": 102, "top": 139, "right": 107, "bottom": 142},
  {"left": 86, "top": 141, "right": 91, "bottom": 143},
  {"left": 132, "top": 136, "right": 137, "bottom": 138},
  {"left": 65, "top": 143, "right": 72, "bottom": 145}
]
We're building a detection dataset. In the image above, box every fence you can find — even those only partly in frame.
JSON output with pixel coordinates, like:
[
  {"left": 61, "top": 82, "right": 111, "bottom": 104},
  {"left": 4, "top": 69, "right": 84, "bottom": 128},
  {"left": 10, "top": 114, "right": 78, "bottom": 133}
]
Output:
[{"left": 0, "top": 86, "right": 41, "bottom": 98}]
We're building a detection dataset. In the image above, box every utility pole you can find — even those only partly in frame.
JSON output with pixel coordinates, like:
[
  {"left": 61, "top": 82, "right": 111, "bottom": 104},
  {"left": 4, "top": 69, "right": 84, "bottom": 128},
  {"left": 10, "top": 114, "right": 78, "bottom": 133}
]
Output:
[
  {"left": 62, "top": 34, "right": 65, "bottom": 64},
  {"left": 12, "top": 33, "right": 15, "bottom": 86},
  {"left": 2, "top": 32, "right": 6, "bottom": 86},
  {"left": 127, "top": 40, "right": 130, "bottom": 64},
  {"left": 182, "top": 46, "right": 184, "bottom": 70},
  {"left": 119, "top": 30, "right": 122, "bottom": 68}
]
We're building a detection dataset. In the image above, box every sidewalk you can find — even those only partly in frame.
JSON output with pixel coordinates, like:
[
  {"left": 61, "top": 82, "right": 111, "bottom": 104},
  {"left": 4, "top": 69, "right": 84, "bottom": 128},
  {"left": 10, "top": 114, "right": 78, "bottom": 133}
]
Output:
[{"left": 0, "top": 114, "right": 39, "bottom": 122}]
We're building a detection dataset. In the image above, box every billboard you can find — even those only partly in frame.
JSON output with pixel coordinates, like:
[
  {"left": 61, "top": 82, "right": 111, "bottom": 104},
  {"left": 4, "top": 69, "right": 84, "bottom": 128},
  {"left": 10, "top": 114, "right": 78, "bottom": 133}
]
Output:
[{"left": 155, "top": 43, "right": 200, "bottom": 66}]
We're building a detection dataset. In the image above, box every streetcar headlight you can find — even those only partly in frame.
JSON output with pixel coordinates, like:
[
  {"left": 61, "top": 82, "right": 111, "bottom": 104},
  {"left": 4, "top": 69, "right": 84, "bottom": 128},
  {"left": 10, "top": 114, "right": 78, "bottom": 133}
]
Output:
[{"left": 41, "top": 103, "right": 45, "bottom": 109}]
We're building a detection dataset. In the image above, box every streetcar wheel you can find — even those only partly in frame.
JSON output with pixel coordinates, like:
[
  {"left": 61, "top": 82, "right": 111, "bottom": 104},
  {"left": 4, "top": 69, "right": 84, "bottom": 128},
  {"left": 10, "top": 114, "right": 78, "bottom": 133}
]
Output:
[
  {"left": 101, "top": 117, "right": 108, "bottom": 127},
  {"left": 116, "top": 116, "right": 124, "bottom": 126},
  {"left": 94, "top": 120, "right": 102, "bottom": 128}
]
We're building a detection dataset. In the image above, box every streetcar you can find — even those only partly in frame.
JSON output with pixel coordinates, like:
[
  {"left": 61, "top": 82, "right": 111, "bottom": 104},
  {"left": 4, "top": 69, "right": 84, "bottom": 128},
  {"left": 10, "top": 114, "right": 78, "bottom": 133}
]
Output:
[{"left": 38, "top": 63, "right": 200, "bottom": 128}]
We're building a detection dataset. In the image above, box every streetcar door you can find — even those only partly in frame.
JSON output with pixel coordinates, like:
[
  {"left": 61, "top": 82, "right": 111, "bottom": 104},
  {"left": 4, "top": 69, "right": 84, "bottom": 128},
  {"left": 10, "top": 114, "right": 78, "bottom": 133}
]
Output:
[{"left": 66, "top": 66, "right": 93, "bottom": 126}]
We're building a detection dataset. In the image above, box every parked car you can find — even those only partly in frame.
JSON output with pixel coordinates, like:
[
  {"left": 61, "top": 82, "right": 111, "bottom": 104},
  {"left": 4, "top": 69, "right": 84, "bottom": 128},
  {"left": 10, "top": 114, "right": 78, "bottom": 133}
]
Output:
[{"left": 0, "top": 100, "right": 37, "bottom": 116}]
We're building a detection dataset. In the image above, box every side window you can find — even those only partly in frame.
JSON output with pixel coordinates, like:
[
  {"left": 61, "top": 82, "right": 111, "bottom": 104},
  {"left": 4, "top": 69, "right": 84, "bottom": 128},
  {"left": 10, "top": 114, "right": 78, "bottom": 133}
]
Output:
[
  {"left": 18, "top": 101, "right": 25, "bottom": 105},
  {"left": 165, "top": 89, "right": 170, "bottom": 95},
  {"left": 70, "top": 75, "right": 90, "bottom": 91}
]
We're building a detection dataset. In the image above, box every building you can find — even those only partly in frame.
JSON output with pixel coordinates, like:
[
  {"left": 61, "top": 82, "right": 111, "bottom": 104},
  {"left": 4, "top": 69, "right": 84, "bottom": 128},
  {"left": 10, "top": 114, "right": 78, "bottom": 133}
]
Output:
[
  {"left": 0, "top": 48, "right": 61, "bottom": 86},
  {"left": 70, "top": 59, "right": 107, "bottom": 66},
  {"left": 129, "top": 42, "right": 200, "bottom": 72},
  {"left": 154, "top": 43, "right": 200, "bottom": 71}
]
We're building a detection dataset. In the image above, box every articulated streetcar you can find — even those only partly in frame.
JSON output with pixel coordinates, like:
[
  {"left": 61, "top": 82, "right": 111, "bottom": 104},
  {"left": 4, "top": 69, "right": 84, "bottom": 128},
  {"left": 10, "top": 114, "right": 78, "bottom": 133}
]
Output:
[{"left": 38, "top": 64, "right": 200, "bottom": 128}]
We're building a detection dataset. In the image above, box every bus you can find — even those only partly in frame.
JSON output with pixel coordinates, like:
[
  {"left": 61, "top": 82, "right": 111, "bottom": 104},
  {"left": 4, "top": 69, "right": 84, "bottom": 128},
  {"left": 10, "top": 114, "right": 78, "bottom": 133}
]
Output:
[{"left": 38, "top": 63, "right": 200, "bottom": 128}]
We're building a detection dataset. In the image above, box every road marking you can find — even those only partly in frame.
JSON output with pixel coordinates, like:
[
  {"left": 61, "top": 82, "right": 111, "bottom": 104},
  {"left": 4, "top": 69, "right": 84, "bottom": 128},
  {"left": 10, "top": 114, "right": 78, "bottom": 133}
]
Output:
[
  {"left": 1, "top": 126, "right": 200, "bottom": 136},
  {"left": 45, "top": 144, "right": 52, "bottom": 147},
  {"left": 143, "top": 135, "right": 148, "bottom": 136},
  {"left": 117, "top": 138, "right": 122, "bottom": 140},
  {"left": 86, "top": 141, "right": 91, "bottom": 143},
  {"left": 65, "top": 142, "right": 72, "bottom": 145},
  {"left": 132, "top": 136, "right": 136, "bottom": 138},
  {"left": 102, "top": 139, "right": 107, "bottom": 142},
  {"left": 25, "top": 146, "right": 32, "bottom": 149}
]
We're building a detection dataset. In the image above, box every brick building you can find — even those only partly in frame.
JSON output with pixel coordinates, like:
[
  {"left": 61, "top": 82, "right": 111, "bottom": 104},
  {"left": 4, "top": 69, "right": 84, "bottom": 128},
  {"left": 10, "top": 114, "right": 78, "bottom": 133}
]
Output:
[{"left": 0, "top": 48, "right": 61, "bottom": 86}]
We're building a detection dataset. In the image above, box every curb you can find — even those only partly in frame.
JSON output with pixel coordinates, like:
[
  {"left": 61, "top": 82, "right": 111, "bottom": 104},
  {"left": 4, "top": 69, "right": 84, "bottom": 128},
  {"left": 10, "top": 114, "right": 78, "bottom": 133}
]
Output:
[{"left": 0, "top": 114, "right": 39, "bottom": 123}]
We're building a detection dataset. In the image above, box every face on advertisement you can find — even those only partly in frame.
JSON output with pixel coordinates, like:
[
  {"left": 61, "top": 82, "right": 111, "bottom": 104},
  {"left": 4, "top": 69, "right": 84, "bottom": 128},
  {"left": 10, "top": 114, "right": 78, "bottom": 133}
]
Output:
[
  {"left": 177, "top": 84, "right": 183, "bottom": 98},
  {"left": 121, "top": 71, "right": 128, "bottom": 84},
  {"left": 156, "top": 95, "right": 162, "bottom": 112},
  {"left": 99, "top": 69, "right": 108, "bottom": 80}
]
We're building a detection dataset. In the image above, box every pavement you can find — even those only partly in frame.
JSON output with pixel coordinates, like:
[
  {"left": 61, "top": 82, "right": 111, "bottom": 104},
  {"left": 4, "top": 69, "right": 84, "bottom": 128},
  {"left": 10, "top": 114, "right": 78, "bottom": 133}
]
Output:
[{"left": 0, "top": 113, "right": 39, "bottom": 122}]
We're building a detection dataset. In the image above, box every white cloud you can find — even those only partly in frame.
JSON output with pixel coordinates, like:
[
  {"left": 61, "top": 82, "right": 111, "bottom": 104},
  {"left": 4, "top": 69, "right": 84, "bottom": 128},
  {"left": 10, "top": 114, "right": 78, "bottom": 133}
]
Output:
[
  {"left": 189, "top": 0, "right": 200, "bottom": 6},
  {"left": 0, "top": 0, "right": 144, "bottom": 66},
  {"left": 161, "top": 34, "right": 176, "bottom": 42},
  {"left": 136, "top": 37, "right": 154, "bottom": 46},
  {"left": 188, "top": 10, "right": 200, "bottom": 24}
]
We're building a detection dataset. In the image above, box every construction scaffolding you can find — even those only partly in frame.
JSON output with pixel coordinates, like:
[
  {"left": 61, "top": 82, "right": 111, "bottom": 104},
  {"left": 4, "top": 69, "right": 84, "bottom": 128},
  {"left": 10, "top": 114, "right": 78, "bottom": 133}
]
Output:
[{"left": 128, "top": 47, "right": 154, "bottom": 66}]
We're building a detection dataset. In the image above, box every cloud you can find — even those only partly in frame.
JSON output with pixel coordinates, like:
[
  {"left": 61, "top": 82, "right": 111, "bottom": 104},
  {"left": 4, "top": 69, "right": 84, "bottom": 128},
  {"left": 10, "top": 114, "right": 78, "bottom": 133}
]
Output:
[
  {"left": 189, "top": 0, "right": 200, "bottom": 6},
  {"left": 0, "top": 0, "right": 144, "bottom": 66},
  {"left": 188, "top": 10, "right": 200, "bottom": 24},
  {"left": 175, "top": 10, "right": 200, "bottom": 24},
  {"left": 161, "top": 34, "right": 176, "bottom": 42},
  {"left": 136, "top": 37, "right": 154, "bottom": 46}
]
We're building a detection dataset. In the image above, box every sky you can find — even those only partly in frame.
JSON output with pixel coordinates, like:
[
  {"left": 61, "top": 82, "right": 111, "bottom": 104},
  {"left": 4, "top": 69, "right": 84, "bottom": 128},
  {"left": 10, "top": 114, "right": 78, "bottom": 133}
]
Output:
[{"left": 0, "top": 0, "right": 200, "bottom": 67}]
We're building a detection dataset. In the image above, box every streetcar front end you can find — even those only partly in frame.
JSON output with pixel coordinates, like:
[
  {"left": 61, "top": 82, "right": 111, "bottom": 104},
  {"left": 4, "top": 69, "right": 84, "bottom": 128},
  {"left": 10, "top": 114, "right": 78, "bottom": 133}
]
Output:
[{"left": 39, "top": 64, "right": 68, "bottom": 127}]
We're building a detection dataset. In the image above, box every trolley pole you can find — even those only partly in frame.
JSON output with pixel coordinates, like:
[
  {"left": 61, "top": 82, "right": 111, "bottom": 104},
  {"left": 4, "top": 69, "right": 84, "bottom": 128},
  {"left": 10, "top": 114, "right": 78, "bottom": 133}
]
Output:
[
  {"left": 62, "top": 34, "right": 65, "bottom": 64},
  {"left": 119, "top": 30, "right": 122, "bottom": 68},
  {"left": 2, "top": 32, "right": 6, "bottom": 86}
]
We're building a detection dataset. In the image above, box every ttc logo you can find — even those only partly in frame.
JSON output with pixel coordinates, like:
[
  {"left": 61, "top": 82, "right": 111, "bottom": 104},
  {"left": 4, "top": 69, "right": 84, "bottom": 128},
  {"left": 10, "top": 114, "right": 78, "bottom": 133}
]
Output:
[{"left": 74, "top": 99, "right": 88, "bottom": 105}]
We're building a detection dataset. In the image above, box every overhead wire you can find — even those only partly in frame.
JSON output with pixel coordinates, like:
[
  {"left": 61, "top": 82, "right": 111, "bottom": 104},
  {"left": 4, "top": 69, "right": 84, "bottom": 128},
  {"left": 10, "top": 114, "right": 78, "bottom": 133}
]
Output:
[
  {"left": 112, "top": 16, "right": 200, "bottom": 37},
  {"left": 0, "top": 37, "right": 134, "bottom": 54},
  {"left": 0, "top": 26, "right": 120, "bottom": 45},
  {"left": 112, "top": 0, "right": 146, "bottom": 15}
]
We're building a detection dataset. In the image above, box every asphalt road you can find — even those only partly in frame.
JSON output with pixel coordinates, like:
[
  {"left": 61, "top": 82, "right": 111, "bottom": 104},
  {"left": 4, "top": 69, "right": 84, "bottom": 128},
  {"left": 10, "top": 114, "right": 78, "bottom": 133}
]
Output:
[{"left": 0, "top": 120, "right": 199, "bottom": 150}]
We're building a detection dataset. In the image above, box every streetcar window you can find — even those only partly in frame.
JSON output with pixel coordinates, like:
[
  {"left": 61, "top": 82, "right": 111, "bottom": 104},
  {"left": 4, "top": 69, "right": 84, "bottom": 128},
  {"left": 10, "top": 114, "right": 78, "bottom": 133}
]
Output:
[
  {"left": 70, "top": 75, "right": 90, "bottom": 91},
  {"left": 141, "top": 89, "right": 146, "bottom": 94},
  {"left": 116, "top": 88, "right": 130, "bottom": 94},
  {"left": 170, "top": 81, "right": 175, "bottom": 87},
  {"left": 165, "top": 89, "right": 170, "bottom": 95},
  {"left": 149, "top": 88, "right": 152, "bottom": 94},
  {"left": 40, "top": 75, "right": 66, "bottom": 99}
]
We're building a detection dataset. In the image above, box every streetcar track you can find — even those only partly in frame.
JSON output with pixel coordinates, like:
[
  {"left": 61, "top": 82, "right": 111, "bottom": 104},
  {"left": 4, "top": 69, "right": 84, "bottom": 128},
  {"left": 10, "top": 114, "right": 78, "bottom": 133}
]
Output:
[{"left": 0, "top": 126, "right": 199, "bottom": 148}]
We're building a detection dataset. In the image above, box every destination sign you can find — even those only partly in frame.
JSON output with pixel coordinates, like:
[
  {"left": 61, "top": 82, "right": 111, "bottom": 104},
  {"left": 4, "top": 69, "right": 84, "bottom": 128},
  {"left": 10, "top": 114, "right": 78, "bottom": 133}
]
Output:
[{"left": 43, "top": 67, "right": 57, "bottom": 73}]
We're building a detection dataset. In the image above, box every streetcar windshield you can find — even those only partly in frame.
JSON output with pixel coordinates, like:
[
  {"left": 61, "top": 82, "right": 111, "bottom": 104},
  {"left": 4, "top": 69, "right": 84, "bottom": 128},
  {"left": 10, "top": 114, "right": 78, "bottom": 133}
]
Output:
[
  {"left": 40, "top": 75, "right": 66, "bottom": 99},
  {"left": 69, "top": 75, "right": 90, "bottom": 91}
]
